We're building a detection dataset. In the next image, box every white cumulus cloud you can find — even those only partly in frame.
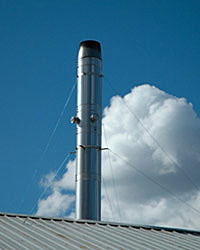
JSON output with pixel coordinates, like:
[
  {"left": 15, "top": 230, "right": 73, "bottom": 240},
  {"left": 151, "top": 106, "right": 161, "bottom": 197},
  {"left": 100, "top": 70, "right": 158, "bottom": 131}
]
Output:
[
  {"left": 36, "top": 84, "right": 200, "bottom": 230},
  {"left": 36, "top": 160, "right": 75, "bottom": 217}
]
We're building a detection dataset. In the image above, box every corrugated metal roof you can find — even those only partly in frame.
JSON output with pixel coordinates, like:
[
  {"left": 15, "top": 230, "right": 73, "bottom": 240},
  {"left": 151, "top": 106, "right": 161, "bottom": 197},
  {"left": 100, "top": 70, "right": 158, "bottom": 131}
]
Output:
[{"left": 0, "top": 213, "right": 200, "bottom": 250}]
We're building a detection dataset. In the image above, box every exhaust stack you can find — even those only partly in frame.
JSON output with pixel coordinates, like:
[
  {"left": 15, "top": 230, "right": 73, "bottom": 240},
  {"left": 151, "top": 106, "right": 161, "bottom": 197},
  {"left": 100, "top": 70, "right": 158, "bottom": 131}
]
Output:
[{"left": 72, "top": 40, "right": 102, "bottom": 220}]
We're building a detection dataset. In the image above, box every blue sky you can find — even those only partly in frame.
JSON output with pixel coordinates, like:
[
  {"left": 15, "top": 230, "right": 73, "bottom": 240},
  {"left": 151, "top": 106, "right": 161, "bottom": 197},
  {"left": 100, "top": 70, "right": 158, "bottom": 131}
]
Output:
[{"left": 1, "top": 0, "right": 200, "bottom": 225}]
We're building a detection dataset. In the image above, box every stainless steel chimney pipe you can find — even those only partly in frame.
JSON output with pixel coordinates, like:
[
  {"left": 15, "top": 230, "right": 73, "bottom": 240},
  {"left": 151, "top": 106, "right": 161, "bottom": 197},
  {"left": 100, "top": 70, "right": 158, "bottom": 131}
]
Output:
[{"left": 72, "top": 40, "right": 102, "bottom": 220}]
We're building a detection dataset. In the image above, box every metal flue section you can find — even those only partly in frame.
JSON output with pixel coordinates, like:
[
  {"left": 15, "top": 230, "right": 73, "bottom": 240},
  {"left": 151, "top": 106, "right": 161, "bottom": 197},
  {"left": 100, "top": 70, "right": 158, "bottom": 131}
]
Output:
[{"left": 72, "top": 40, "right": 102, "bottom": 220}]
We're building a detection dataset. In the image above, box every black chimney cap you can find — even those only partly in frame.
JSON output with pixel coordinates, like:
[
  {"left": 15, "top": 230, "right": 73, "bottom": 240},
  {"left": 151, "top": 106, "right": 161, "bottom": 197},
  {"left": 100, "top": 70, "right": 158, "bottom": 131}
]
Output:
[{"left": 78, "top": 40, "right": 101, "bottom": 59}]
